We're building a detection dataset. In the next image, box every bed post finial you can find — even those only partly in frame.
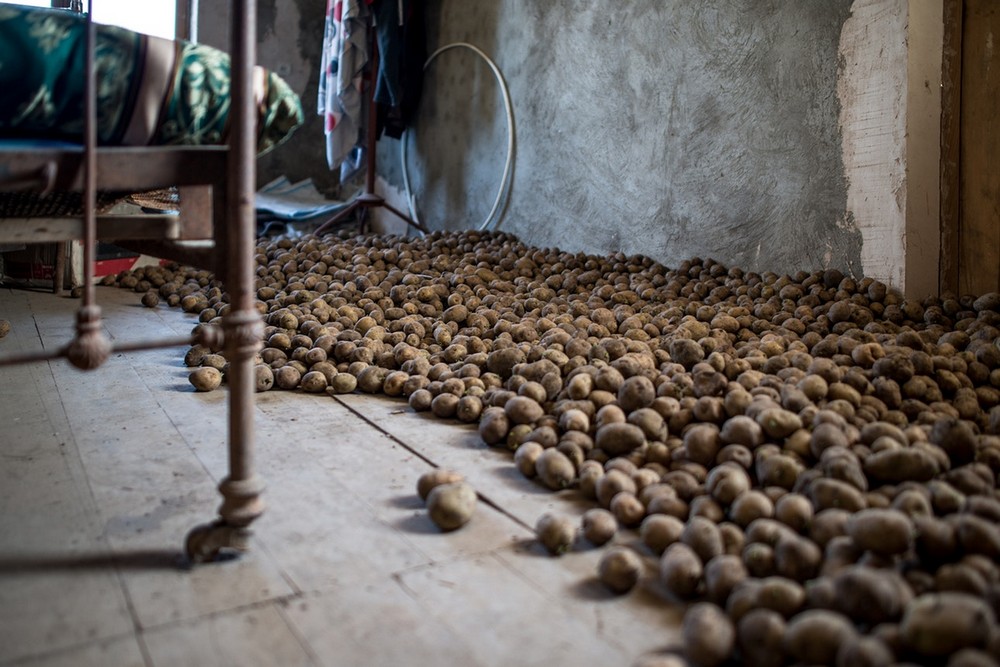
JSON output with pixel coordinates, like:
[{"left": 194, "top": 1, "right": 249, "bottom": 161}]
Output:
[{"left": 66, "top": 305, "right": 111, "bottom": 370}]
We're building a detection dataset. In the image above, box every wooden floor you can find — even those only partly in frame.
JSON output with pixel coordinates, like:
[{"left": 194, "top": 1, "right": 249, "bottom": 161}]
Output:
[{"left": 0, "top": 284, "right": 683, "bottom": 667}]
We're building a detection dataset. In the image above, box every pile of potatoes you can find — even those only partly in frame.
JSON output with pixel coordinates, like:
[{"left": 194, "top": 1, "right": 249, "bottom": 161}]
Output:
[{"left": 104, "top": 229, "right": 1000, "bottom": 666}]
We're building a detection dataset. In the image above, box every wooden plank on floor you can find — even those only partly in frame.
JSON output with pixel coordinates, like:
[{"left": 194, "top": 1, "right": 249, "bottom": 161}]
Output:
[
  {"left": 283, "top": 578, "right": 488, "bottom": 667},
  {"left": 143, "top": 603, "right": 315, "bottom": 667}
]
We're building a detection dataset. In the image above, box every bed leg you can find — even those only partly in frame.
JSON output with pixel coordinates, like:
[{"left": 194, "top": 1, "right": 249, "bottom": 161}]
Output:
[{"left": 185, "top": 310, "right": 264, "bottom": 564}]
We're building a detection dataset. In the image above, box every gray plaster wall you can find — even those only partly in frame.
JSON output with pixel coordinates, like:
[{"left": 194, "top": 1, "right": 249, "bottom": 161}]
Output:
[{"left": 384, "top": 0, "right": 864, "bottom": 276}]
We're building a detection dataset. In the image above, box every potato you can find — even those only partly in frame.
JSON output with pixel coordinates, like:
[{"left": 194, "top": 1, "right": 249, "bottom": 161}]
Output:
[
  {"left": 640, "top": 514, "right": 685, "bottom": 555},
  {"left": 426, "top": 481, "right": 476, "bottom": 531},
  {"left": 729, "top": 490, "right": 774, "bottom": 528},
  {"left": 596, "top": 469, "right": 638, "bottom": 508},
  {"left": 900, "top": 592, "right": 996, "bottom": 657},
  {"left": 742, "top": 542, "right": 776, "bottom": 578},
  {"left": 659, "top": 542, "right": 703, "bottom": 599},
  {"left": 706, "top": 463, "right": 751, "bottom": 506},
  {"left": 681, "top": 516, "right": 725, "bottom": 563},
  {"left": 0, "top": 319, "right": 10, "bottom": 338},
  {"left": 577, "top": 461, "right": 604, "bottom": 500},
  {"left": 299, "top": 370, "right": 327, "bottom": 393},
  {"left": 610, "top": 491, "right": 646, "bottom": 527},
  {"left": 513, "top": 441, "right": 545, "bottom": 479},
  {"left": 845, "top": 508, "right": 914, "bottom": 556},
  {"left": 417, "top": 469, "right": 465, "bottom": 501},
  {"left": 254, "top": 363, "right": 274, "bottom": 392},
  {"left": 682, "top": 602, "right": 735, "bottom": 667},
  {"left": 833, "top": 565, "right": 909, "bottom": 625},
  {"left": 478, "top": 406, "right": 510, "bottom": 446},
  {"left": 755, "top": 576, "right": 806, "bottom": 620},
  {"left": 535, "top": 448, "right": 576, "bottom": 490},
  {"left": 504, "top": 395, "right": 544, "bottom": 425},
  {"left": 597, "top": 546, "right": 643, "bottom": 594},
  {"left": 407, "top": 387, "right": 432, "bottom": 411},
  {"left": 536, "top": 512, "right": 576, "bottom": 555},
  {"left": 682, "top": 423, "right": 721, "bottom": 466},
  {"left": 835, "top": 636, "right": 895, "bottom": 667},
  {"left": 951, "top": 513, "right": 1000, "bottom": 560},
  {"left": 774, "top": 493, "right": 813, "bottom": 533},
  {"left": 755, "top": 454, "right": 803, "bottom": 490},
  {"left": 807, "top": 478, "right": 866, "bottom": 513},
  {"left": 189, "top": 366, "right": 222, "bottom": 392},
  {"left": 913, "top": 514, "right": 958, "bottom": 563},
  {"left": 581, "top": 507, "right": 618, "bottom": 546},
  {"left": 774, "top": 534, "right": 821, "bottom": 582},
  {"left": 618, "top": 375, "right": 656, "bottom": 412},
  {"left": 703, "top": 554, "right": 747, "bottom": 605},
  {"left": 864, "top": 447, "right": 938, "bottom": 483},
  {"left": 782, "top": 609, "right": 857, "bottom": 665},
  {"left": 737, "top": 609, "right": 786, "bottom": 667},
  {"left": 595, "top": 422, "right": 646, "bottom": 456}
]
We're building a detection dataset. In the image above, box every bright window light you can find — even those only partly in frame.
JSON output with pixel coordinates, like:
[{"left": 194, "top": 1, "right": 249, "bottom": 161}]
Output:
[{"left": 0, "top": 1, "right": 176, "bottom": 39}]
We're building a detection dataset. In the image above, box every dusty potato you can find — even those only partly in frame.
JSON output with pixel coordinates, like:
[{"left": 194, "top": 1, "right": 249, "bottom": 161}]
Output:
[
  {"left": 660, "top": 542, "right": 703, "bottom": 599},
  {"left": 640, "top": 514, "right": 685, "bottom": 555},
  {"left": 846, "top": 508, "right": 915, "bottom": 556},
  {"left": 773, "top": 493, "right": 813, "bottom": 533},
  {"left": 742, "top": 542, "right": 776, "bottom": 578},
  {"left": 782, "top": 609, "right": 857, "bottom": 665},
  {"left": 835, "top": 636, "right": 895, "bottom": 667},
  {"left": 610, "top": 491, "right": 646, "bottom": 527},
  {"left": 737, "top": 608, "right": 786, "bottom": 667},
  {"left": 299, "top": 370, "right": 328, "bottom": 393},
  {"left": 581, "top": 507, "right": 618, "bottom": 546},
  {"left": 514, "top": 441, "right": 545, "bottom": 479},
  {"left": 703, "top": 554, "right": 747, "bottom": 605},
  {"left": 254, "top": 364, "right": 274, "bottom": 392},
  {"left": 504, "top": 395, "right": 545, "bottom": 425},
  {"left": 478, "top": 406, "right": 511, "bottom": 446},
  {"left": 774, "top": 534, "right": 822, "bottom": 582},
  {"left": 535, "top": 448, "right": 576, "bottom": 490},
  {"left": 426, "top": 481, "right": 476, "bottom": 531},
  {"left": 900, "top": 592, "right": 996, "bottom": 657},
  {"left": 595, "top": 422, "right": 647, "bottom": 457},
  {"left": 596, "top": 469, "right": 638, "bottom": 508},
  {"left": 416, "top": 468, "right": 465, "bottom": 501},
  {"left": 0, "top": 319, "right": 10, "bottom": 338},
  {"left": 833, "top": 565, "right": 909, "bottom": 625},
  {"left": 757, "top": 576, "right": 807, "bottom": 618},
  {"left": 682, "top": 602, "right": 735, "bottom": 667},
  {"left": 706, "top": 463, "right": 752, "bottom": 507},
  {"left": 729, "top": 490, "right": 774, "bottom": 528},
  {"left": 189, "top": 366, "right": 222, "bottom": 392},
  {"left": 681, "top": 516, "right": 724, "bottom": 563},
  {"left": 536, "top": 512, "right": 577, "bottom": 555},
  {"left": 275, "top": 365, "right": 302, "bottom": 390},
  {"left": 597, "top": 546, "right": 643, "bottom": 594},
  {"left": 407, "top": 387, "right": 432, "bottom": 411}
]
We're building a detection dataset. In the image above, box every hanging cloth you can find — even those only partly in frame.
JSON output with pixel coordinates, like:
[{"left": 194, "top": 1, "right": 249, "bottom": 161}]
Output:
[
  {"left": 371, "top": 0, "right": 425, "bottom": 139},
  {"left": 318, "top": 0, "right": 369, "bottom": 181}
]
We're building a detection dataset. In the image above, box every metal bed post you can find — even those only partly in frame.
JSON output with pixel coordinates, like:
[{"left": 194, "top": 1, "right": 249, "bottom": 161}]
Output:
[{"left": 184, "top": 0, "right": 265, "bottom": 562}]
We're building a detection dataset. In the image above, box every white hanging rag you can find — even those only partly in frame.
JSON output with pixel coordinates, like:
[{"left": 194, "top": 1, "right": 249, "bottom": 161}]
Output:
[{"left": 318, "top": 0, "right": 370, "bottom": 181}]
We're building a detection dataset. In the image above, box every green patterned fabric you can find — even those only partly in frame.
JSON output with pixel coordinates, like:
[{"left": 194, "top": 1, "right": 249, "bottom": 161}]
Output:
[
  {"left": 0, "top": 4, "right": 303, "bottom": 153},
  {"left": 0, "top": 4, "right": 141, "bottom": 144}
]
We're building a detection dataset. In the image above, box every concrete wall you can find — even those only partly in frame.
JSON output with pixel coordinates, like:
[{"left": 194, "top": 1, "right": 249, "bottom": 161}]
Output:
[
  {"left": 376, "top": 0, "right": 944, "bottom": 296},
  {"left": 196, "top": 0, "right": 945, "bottom": 296},
  {"left": 388, "top": 1, "right": 861, "bottom": 274}
]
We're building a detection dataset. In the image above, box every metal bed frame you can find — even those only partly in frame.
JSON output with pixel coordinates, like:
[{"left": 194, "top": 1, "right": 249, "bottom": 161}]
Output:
[{"left": 0, "top": 1, "right": 264, "bottom": 563}]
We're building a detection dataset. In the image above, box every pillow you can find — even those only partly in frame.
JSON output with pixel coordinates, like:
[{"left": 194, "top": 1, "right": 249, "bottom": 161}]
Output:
[{"left": 0, "top": 4, "right": 303, "bottom": 154}]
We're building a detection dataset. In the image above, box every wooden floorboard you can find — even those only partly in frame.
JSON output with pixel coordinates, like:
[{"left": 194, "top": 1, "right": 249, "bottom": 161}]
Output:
[{"left": 0, "top": 285, "right": 683, "bottom": 667}]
